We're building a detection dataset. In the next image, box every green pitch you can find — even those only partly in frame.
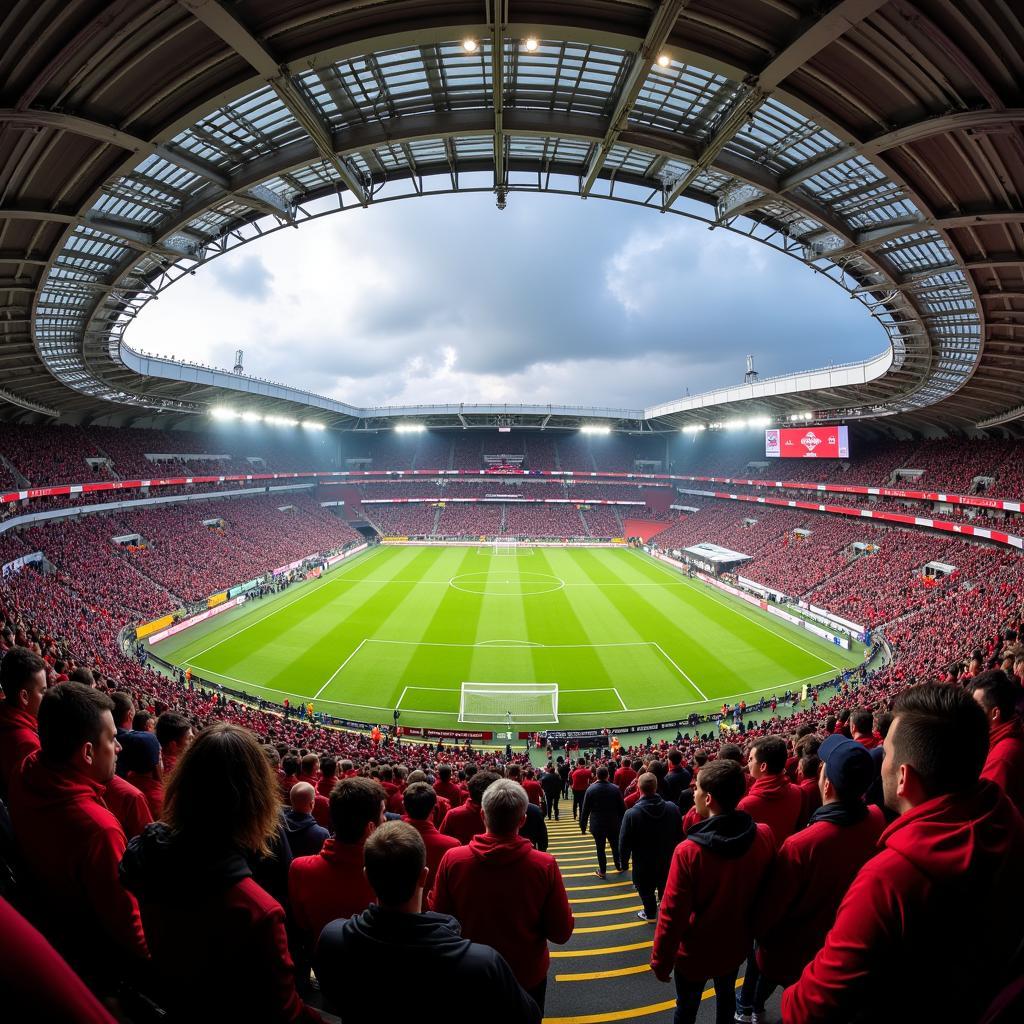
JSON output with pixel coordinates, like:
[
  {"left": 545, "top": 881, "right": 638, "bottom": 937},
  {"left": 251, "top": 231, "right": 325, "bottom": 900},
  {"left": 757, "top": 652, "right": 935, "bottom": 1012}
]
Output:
[{"left": 152, "top": 545, "right": 864, "bottom": 732}]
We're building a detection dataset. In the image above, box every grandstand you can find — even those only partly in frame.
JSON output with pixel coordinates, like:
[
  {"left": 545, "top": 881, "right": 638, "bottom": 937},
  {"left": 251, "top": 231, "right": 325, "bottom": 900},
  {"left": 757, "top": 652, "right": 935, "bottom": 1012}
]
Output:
[{"left": 2, "top": 2, "right": 1024, "bottom": 1023}]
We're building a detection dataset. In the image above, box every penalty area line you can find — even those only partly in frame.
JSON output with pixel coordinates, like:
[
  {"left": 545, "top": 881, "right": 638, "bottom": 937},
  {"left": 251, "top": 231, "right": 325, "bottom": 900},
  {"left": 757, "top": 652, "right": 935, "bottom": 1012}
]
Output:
[
  {"left": 314, "top": 639, "right": 368, "bottom": 700},
  {"left": 651, "top": 641, "right": 708, "bottom": 702}
]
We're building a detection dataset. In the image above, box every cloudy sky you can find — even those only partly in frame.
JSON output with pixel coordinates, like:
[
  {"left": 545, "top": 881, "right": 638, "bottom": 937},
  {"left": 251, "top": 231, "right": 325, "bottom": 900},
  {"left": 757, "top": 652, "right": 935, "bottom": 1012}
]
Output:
[{"left": 130, "top": 192, "right": 880, "bottom": 411}]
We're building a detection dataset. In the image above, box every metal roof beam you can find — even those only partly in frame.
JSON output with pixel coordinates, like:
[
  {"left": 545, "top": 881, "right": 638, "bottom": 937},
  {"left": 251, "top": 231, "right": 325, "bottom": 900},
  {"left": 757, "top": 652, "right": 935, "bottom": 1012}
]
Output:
[
  {"left": 936, "top": 211, "right": 1024, "bottom": 230},
  {"left": 663, "top": 0, "right": 886, "bottom": 208},
  {"left": 580, "top": 0, "right": 690, "bottom": 197},
  {"left": 864, "top": 109, "right": 1024, "bottom": 153},
  {"left": 758, "top": 0, "right": 890, "bottom": 90},
  {"left": 177, "top": 0, "right": 368, "bottom": 207},
  {"left": 489, "top": 0, "right": 507, "bottom": 204}
]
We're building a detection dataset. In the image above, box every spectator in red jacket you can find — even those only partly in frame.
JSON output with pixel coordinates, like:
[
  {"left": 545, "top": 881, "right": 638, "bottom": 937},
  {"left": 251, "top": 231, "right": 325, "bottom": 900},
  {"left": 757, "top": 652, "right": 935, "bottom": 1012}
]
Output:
[
  {"left": 315, "top": 755, "right": 338, "bottom": 798},
  {"left": 972, "top": 669, "right": 1024, "bottom": 814},
  {"left": 0, "top": 646, "right": 45, "bottom": 798},
  {"left": 739, "top": 735, "right": 885, "bottom": 1021},
  {"left": 8, "top": 683, "right": 148, "bottom": 984},
  {"left": 783, "top": 684, "right": 1024, "bottom": 1023},
  {"left": 613, "top": 757, "right": 638, "bottom": 793},
  {"left": 431, "top": 778, "right": 574, "bottom": 1012},
  {"left": 120, "top": 722, "right": 319, "bottom": 1022},
  {"left": 288, "top": 776, "right": 386, "bottom": 959},
  {"left": 315, "top": 821, "right": 540, "bottom": 1024},
  {"left": 650, "top": 760, "right": 775, "bottom": 1024},
  {"left": 520, "top": 766, "right": 544, "bottom": 807},
  {"left": 738, "top": 736, "right": 803, "bottom": 846},
  {"left": 402, "top": 780, "right": 460, "bottom": 897},
  {"left": 570, "top": 758, "right": 593, "bottom": 819},
  {"left": 434, "top": 763, "right": 464, "bottom": 807},
  {"left": 850, "top": 708, "right": 878, "bottom": 749},
  {"left": 154, "top": 710, "right": 192, "bottom": 776},
  {"left": 123, "top": 730, "right": 164, "bottom": 821},
  {"left": 105, "top": 770, "right": 154, "bottom": 841},
  {"left": 795, "top": 753, "right": 823, "bottom": 829},
  {"left": 440, "top": 770, "right": 499, "bottom": 844},
  {"left": 0, "top": 896, "right": 117, "bottom": 1024}
]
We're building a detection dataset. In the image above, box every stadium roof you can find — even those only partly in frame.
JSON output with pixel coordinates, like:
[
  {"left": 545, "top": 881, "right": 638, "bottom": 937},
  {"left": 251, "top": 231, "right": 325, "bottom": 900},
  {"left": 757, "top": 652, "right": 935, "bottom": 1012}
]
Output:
[{"left": 1, "top": 0, "right": 1022, "bottom": 435}]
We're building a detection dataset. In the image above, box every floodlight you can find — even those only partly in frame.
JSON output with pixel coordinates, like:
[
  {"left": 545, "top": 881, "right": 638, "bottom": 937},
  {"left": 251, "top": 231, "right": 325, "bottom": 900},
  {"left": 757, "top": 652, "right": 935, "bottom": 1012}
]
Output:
[
  {"left": 266, "top": 415, "right": 298, "bottom": 427},
  {"left": 210, "top": 406, "right": 239, "bottom": 420},
  {"left": 656, "top": 53, "right": 671, "bottom": 68},
  {"left": 523, "top": 36, "right": 539, "bottom": 51},
  {"left": 681, "top": 424, "right": 705, "bottom": 433},
  {"left": 395, "top": 423, "right": 426, "bottom": 433},
  {"left": 724, "top": 419, "right": 747, "bottom": 430},
  {"left": 301, "top": 421, "right": 327, "bottom": 431},
  {"left": 581, "top": 425, "right": 611, "bottom": 435},
  {"left": 462, "top": 37, "right": 478, "bottom": 52},
  {"left": 241, "top": 411, "right": 263, "bottom": 423},
  {"left": 748, "top": 416, "right": 771, "bottom": 427}
]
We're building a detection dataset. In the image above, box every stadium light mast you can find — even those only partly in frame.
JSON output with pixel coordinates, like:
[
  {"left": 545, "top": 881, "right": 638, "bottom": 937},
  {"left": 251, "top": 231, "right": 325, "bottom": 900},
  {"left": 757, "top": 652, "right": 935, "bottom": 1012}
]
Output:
[{"left": 744, "top": 354, "right": 759, "bottom": 385}]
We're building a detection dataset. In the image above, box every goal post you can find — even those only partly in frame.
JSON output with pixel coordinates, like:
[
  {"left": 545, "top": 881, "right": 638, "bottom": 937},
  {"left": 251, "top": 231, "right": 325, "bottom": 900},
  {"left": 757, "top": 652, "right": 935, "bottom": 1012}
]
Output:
[
  {"left": 458, "top": 682, "right": 559, "bottom": 724},
  {"left": 493, "top": 538, "right": 518, "bottom": 556}
]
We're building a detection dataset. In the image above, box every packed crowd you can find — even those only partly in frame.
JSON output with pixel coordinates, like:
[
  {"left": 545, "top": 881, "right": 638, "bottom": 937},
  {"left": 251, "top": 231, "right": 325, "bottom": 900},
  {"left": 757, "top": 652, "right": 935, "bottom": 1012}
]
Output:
[{"left": 1, "top": 606, "right": 1022, "bottom": 1022}]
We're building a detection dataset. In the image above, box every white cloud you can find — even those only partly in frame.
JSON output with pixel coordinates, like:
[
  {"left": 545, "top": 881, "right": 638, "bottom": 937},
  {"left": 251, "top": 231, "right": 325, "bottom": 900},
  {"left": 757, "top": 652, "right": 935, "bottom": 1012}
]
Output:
[{"left": 128, "top": 192, "right": 880, "bottom": 409}]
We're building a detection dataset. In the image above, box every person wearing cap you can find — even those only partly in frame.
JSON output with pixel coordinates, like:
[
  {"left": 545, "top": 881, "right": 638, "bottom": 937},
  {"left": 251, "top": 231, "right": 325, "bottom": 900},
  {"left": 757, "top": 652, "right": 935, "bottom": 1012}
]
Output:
[
  {"left": 783, "top": 684, "right": 1024, "bottom": 1023},
  {"left": 734, "top": 733, "right": 885, "bottom": 1022},
  {"left": 123, "top": 730, "right": 164, "bottom": 821}
]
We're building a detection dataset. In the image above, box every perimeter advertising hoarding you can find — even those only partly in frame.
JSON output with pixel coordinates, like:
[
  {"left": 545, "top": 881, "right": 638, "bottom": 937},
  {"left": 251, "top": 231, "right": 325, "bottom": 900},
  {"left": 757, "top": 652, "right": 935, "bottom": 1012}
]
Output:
[{"left": 765, "top": 426, "right": 849, "bottom": 459}]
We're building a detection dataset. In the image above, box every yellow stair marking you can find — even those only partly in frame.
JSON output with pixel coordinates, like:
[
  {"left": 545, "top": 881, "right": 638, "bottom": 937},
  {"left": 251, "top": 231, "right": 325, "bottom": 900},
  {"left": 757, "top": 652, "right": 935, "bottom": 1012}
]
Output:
[
  {"left": 573, "top": 919, "right": 649, "bottom": 934},
  {"left": 549, "top": 940, "right": 653, "bottom": 959},
  {"left": 574, "top": 904, "right": 644, "bottom": 918},
  {"left": 570, "top": 892, "right": 639, "bottom": 905},
  {"left": 556, "top": 963, "right": 650, "bottom": 983},
  {"left": 564, "top": 880, "right": 633, "bottom": 892},
  {"left": 541, "top": 980, "right": 742, "bottom": 1023}
]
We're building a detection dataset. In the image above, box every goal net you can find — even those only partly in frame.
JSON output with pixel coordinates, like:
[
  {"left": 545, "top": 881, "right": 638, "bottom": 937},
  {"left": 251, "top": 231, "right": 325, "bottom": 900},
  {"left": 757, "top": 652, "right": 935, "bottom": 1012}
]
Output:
[
  {"left": 458, "top": 682, "right": 559, "bottom": 724},
  {"left": 493, "top": 538, "right": 518, "bottom": 556}
]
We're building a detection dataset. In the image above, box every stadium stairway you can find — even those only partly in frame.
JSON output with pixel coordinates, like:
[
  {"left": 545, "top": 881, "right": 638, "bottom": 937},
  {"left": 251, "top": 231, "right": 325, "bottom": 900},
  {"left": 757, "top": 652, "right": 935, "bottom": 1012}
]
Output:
[{"left": 542, "top": 817, "right": 783, "bottom": 1024}]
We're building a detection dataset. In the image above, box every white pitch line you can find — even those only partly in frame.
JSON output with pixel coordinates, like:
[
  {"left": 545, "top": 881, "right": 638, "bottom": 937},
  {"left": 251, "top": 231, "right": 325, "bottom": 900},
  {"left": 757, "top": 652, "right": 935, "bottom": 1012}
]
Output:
[
  {"left": 651, "top": 641, "right": 709, "bottom": 701},
  {"left": 172, "top": 546, "right": 384, "bottom": 662},
  {"left": 395, "top": 685, "right": 409, "bottom": 709},
  {"left": 365, "top": 638, "right": 655, "bottom": 650},
  {"left": 638, "top": 551, "right": 845, "bottom": 672},
  {"left": 612, "top": 687, "right": 627, "bottom": 711},
  {"left": 314, "top": 638, "right": 368, "bottom": 700}
]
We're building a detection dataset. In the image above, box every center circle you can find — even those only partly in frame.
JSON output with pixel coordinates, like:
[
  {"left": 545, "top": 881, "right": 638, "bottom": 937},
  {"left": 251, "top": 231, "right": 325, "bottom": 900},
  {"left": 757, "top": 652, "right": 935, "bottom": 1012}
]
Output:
[{"left": 449, "top": 571, "right": 565, "bottom": 597}]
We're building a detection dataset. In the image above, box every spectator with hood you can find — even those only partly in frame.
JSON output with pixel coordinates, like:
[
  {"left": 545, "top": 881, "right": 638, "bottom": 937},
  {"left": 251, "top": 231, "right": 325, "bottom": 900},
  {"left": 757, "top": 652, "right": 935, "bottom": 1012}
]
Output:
[
  {"left": 431, "top": 779, "right": 574, "bottom": 1013},
  {"left": 783, "top": 684, "right": 1024, "bottom": 1022},
  {"left": 120, "top": 722, "right": 319, "bottom": 1022},
  {"left": 650, "top": 760, "right": 774, "bottom": 1024},
  {"left": 315, "top": 821, "right": 539, "bottom": 1023},
  {"left": 737, "top": 735, "right": 885, "bottom": 1021}
]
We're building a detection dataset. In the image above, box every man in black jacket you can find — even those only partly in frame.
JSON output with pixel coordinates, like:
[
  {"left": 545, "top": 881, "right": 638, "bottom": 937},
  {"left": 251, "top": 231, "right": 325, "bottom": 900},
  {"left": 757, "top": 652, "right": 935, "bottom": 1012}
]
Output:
[
  {"left": 580, "top": 765, "right": 626, "bottom": 877},
  {"left": 619, "top": 772, "right": 683, "bottom": 920},
  {"left": 315, "top": 821, "right": 540, "bottom": 1023},
  {"left": 662, "top": 749, "right": 692, "bottom": 805},
  {"left": 540, "top": 763, "right": 563, "bottom": 820}
]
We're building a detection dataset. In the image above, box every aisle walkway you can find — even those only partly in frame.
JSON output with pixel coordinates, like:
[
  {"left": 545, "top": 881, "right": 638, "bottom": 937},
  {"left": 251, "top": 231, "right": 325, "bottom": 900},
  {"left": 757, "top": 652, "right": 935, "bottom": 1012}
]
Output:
[{"left": 541, "top": 816, "right": 781, "bottom": 1024}]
